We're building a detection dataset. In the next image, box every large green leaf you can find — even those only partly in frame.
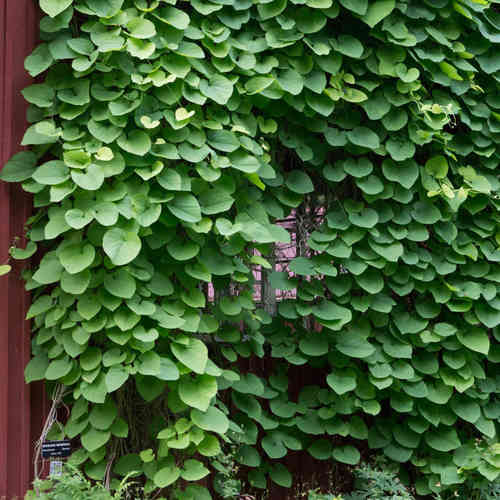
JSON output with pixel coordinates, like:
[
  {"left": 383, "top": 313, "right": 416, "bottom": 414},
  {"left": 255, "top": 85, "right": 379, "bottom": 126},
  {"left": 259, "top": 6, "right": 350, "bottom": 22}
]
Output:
[
  {"left": 355, "top": 268, "right": 384, "bottom": 294},
  {"left": 85, "top": 0, "right": 124, "bottom": 17},
  {"left": 81, "top": 373, "right": 108, "bottom": 404},
  {"left": 167, "top": 239, "right": 200, "bottom": 261},
  {"left": 117, "top": 130, "right": 151, "bottom": 156},
  {"left": 296, "top": 8, "right": 326, "bottom": 34},
  {"left": 207, "top": 130, "right": 240, "bottom": 153},
  {"left": 0, "top": 152, "right": 37, "bottom": 182},
  {"left": 81, "top": 428, "right": 111, "bottom": 452},
  {"left": 59, "top": 243, "right": 95, "bottom": 274},
  {"left": 335, "top": 35, "right": 364, "bottom": 58},
  {"left": 412, "top": 202, "right": 441, "bottom": 225},
  {"left": 199, "top": 75, "right": 233, "bottom": 105},
  {"left": 154, "top": 464, "right": 181, "bottom": 488},
  {"left": 126, "top": 18, "right": 156, "bottom": 39},
  {"left": 105, "top": 367, "right": 129, "bottom": 393},
  {"left": 103, "top": 228, "right": 141, "bottom": 266},
  {"left": 71, "top": 165, "right": 104, "bottom": 191},
  {"left": 25, "top": 44, "right": 54, "bottom": 77},
  {"left": 104, "top": 269, "right": 136, "bottom": 299},
  {"left": 382, "top": 159, "right": 419, "bottom": 189},
  {"left": 138, "top": 351, "right": 161, "bottom": 376},
  {"left": 33, "top": 161, "right": 69, "bottom": 185},
  {"left": 332, "top": 445, "right": 360, "bottom": 465},
  {"left": 136, "top": 376, "right": 166, "bottom": 402},
  {"left": 474, "top": 302, "right": 500, "bottom": 328},
  {"left": 167, "top": 194, "right": 202, "bottom": 223},
  {"left": 181, "top": 460, "right": 209, "bottom": 481},
  {"left": 40, "top": 0, "right": 72, "bottom": 17},
  {"left": 178, "top": 374, "right": 217, "bottom": 411},
  {"left": 450, "top": 397, "right": 481, "bottom": 424},
  {"left": 336, "top": 330, "right": 375, "bottom": 358},
  {"left": 269, "top": 464, "right": 292, "bottom": 487},
  {"left": 425, "top": 155, "right": 449, "bottom": 179},
  {"left": 457, "top": 328, "right": 490, "bottom": 355},
  {"left": 191, "top": 406, "right": 229, "bottom": 434},
  {"left": 25, "top": 354, "right": 50, "bottom": 383},
  {"left": 326, "top": 369, "right": 357, "bottom": 395},
  {"left": 425, "top": 427, "right": 461, "bottom": 452},
  {"left": 199, "top": 188, "right": 234, "bottom": 215},
  {"left": 171, "top": 338, "right": 208, "bottom": 374},
  {"left": 360, "top": 0, "right": 395, "bottom": 27},
  {"left": 339, "top": 0, "right": 368, "bottom": 14},
  {"left": 45, "top": 358, "right": 72, "bottom": 380},
  {"left": 285, "top": 170, "right": 314, "bottom": 194},
  {"left": 262, "top": 433, "right": 287, "bottom": 459},
  {"left": 299, "top": 333, "right": 329, "bottom": 356},
  {"left": 89, "top": 399, "right": 117, "bottom": 430},
  {"left": 229, "top": 150, "right": 261, "bottom": 173},
  {"left": 154, "top": 6, "right": 190, "bottom": 30},
  {"left": 347, "top": 127, "right": 380, "bottom": 149}
]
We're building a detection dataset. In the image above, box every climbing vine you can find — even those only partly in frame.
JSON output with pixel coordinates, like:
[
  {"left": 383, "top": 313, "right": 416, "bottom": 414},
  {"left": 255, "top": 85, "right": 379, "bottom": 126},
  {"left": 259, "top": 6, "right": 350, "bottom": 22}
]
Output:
[{"left": 2, "top": 0, "right": 500, "bottom": 497}]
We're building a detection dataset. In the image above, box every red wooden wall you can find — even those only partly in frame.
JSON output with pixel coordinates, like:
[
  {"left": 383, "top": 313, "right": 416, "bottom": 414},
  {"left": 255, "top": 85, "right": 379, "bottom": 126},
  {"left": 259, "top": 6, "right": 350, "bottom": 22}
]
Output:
[{"left": 0, "top": 2, "right": 45, "bottom": 497}]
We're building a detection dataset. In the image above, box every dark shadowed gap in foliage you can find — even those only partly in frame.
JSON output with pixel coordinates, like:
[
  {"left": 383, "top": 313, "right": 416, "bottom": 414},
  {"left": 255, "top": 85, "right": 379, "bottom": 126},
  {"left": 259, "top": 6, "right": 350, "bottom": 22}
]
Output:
[{"left": 236, "top": 356, "right": 356, "bottom": 500}]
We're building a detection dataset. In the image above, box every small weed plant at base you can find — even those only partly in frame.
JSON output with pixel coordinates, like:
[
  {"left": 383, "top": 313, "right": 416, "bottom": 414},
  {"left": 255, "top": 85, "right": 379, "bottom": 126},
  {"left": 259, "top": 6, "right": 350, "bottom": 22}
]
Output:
[
  {"left": 434, "top": 478, "right": 500, "bottom": 500},
  {"left": 23, "top": 465, "right": 142, "bottom": 500},
  {"left": 308, "top": 489, "right": 343, "bottom": 500},
  {"left": 213, "top": 450, "right": 243, "bottom": 499},
  {"left": 343, "top": 464, "right": 414, "bottom": 500},
  {"left": 307, "top": 460, "right": 414, "bottom": 500}
]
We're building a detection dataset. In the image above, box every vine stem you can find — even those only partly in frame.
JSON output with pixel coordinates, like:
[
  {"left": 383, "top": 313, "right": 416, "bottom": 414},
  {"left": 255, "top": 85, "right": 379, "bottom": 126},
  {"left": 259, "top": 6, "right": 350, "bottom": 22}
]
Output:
[
  {"left": 32, "top": 384, "right": 66, "bottom": 494},
  {"left": 104, "top": 439, "right": 118, "bottom": 490}
]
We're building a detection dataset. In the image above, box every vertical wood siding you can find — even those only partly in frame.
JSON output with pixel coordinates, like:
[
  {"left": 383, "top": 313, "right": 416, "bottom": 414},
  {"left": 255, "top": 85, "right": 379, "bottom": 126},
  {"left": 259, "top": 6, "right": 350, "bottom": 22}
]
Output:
[{"left": 0, "top": 2, "right": 43, "bottom": 497}]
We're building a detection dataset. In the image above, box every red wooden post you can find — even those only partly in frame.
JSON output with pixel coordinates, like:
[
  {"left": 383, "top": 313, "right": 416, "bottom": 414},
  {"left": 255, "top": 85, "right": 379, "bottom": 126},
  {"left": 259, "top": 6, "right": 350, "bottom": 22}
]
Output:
[{"left": 0, "top": 2, "right": 43, "bottom": 497}]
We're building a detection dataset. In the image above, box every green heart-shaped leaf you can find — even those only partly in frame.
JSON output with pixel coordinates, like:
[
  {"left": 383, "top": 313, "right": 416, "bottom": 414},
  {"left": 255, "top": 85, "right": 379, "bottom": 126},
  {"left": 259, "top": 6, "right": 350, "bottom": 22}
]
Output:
[
  {"left": 103, "top": 228, "right": 141, "bottom": 266},
  {"left": 40, "top": 0, "right": 72, "bottom": 17}
]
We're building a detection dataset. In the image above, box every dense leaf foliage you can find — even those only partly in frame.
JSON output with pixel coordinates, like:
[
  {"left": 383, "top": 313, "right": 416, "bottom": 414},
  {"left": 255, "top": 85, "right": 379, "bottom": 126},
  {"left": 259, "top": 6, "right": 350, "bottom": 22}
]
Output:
[{"left": 2, "top": 0, "right": 500, "bottom": 497}]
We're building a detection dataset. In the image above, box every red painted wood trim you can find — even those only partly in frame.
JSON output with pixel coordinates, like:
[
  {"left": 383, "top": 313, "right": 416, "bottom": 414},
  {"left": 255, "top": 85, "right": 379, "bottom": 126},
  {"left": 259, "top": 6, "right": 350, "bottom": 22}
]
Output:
[{"left": 0, "top": 1, "right": 40, "bottom": 497}]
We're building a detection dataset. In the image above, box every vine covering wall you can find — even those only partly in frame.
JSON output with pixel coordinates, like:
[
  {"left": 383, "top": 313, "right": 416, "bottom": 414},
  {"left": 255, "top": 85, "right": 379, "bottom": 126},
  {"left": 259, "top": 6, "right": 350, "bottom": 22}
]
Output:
[{"left": 2, "top": 0, "right": 500, "bottom": 497}]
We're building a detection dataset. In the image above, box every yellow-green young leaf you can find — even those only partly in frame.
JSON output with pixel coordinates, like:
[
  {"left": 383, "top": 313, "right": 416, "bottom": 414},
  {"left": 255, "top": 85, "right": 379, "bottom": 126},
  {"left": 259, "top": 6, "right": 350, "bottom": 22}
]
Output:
[
  {"left": 439, "top": 62, "right": 463, "bottom": 81},
  {"left": 0, "top": 265, "right": 11, "bottom": 276},
  {"left": 174, "top": 108, "right": 195, "bottom": 121},
  {"left": 40, "top": 0, "right": 73, "bottom": 17}
]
